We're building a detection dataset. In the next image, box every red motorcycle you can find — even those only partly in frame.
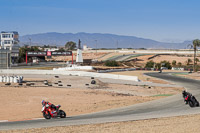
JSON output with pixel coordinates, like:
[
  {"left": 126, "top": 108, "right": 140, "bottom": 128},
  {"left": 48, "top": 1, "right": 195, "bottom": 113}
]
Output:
[{"left": 41, "top": 104, "right": 66, "bottom": 119}]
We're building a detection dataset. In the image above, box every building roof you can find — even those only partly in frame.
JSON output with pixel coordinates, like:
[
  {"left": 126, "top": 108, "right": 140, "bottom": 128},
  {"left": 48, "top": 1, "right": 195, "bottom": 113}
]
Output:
[{"left": 1, "top": 31, "right": 18, "bottom": 34}]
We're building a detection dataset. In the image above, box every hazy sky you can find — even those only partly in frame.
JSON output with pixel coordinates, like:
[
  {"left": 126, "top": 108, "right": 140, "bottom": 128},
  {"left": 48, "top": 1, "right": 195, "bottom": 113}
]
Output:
[{"left": 0, "top": 0, "right": 200, "bottom": 42}]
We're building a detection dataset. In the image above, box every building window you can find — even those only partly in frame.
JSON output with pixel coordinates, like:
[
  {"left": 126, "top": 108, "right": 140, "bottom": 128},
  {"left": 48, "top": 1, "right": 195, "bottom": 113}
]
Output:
[
  {"left": 4, "top": 40, "right": 11, "bottom": 44},
  {"left": 2, "top": 34, "right": 11, "bottom": 38}
]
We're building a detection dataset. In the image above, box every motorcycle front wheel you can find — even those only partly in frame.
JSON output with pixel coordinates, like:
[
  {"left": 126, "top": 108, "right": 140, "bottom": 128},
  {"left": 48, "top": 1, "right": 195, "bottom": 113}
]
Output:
[
  {"left": 189, "top": 101, "right": 195, "bottom": 107},
  {"left": 43, "top": 112, "right": 51, "bottom": 119}
]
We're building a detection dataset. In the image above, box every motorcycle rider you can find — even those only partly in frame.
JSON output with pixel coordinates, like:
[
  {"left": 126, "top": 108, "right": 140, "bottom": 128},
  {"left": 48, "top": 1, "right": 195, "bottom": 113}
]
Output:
[
  {"left": 182, "top": 90, "right": 191, "bottom": 104},
  {"left": 42, "top": 100, "right": 58, "bottom": 113},
  {"left": 182, "top": 91, "right": 199, "bottom": 107}
]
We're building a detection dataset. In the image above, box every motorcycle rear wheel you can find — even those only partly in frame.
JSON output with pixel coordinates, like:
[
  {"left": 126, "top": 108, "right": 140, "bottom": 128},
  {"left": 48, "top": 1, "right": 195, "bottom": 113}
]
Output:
[{"left": 59, "top": 110, "right": 66, "bottom": 118}]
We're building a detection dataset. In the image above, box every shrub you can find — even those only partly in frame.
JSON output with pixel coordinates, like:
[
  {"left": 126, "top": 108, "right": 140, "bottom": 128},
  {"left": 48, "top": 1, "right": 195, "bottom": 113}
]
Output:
[
  {"left": 155, "top": 63, "right": 161, "bottom": 69},
  {"left": 104, "top": 60, "right": 119, "bottom": 67},
  {"left": 172, "top": 60, "right": 176, "bottom": 66},
  {"left": 145, "top": 60, "right": 155, "bottom": 68},
  {"left": 160, "top": 60, "right": 172, "bottom": 69},
  {"left": 178, "top": 62, "right": 182, "bottom": 67}
]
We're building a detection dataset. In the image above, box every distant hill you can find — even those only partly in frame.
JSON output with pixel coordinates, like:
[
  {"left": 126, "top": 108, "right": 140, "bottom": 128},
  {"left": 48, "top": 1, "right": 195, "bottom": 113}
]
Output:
[{"left": 20, "top": 32, "right": 191, "bottom": 49}]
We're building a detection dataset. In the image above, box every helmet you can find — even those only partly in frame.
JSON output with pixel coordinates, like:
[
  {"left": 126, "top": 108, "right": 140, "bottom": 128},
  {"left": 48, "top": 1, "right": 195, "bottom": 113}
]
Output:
[{"left": 42, "top": 100, "right": 46, "bottom": 105}]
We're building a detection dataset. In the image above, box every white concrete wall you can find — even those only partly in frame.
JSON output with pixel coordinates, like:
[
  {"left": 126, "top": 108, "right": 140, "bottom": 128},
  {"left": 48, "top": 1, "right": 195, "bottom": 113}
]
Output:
[
  {"left": 0, "top": 69, "right": 139, "bottom": 82},
  {"left": 53, "top": 66, "right": 93, "bottom": 70},
  {"left": 77, "top": 49, "right": 196, "bottom": 55},
  {"left": 171, "top": 67, "right": 184, "bottom": 71}
]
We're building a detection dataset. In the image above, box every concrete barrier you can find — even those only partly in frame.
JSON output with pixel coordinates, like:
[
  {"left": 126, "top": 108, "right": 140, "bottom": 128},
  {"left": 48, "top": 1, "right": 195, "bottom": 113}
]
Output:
[
  {"left": 172, "top": 67, "right": 184, "bottom": 71},
  {"left": 0, "top": 69, "right": 139, "bottom": 82},
  {"left": 97, "top": 68, "right": 136, "bottom": 73},
  {"left": 53, "top": 66, "right": 93, "bottom": 71}
]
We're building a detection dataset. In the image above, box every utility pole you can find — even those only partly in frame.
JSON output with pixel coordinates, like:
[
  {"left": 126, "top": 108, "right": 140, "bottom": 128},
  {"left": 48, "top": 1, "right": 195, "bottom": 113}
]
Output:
[
  {"left": 95, "top": 40, "right": 97, "bottom": 56},
  {"left": 29, "top": 38, "right": 32, "bottom": 47}
]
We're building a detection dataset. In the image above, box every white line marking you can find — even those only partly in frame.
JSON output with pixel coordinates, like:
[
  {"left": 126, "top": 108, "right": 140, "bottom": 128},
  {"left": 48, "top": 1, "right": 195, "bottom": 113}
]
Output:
[
  {"left": 32, "top": 118, "right": 45, "bottom": 120},
  {"left": 0, "top": 120, "right": 8, "bottom": 122}
]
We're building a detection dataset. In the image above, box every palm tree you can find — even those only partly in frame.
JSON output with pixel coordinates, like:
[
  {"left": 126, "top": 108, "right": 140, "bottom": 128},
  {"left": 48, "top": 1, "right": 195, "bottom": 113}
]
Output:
[
  {"left": 195, "top": 58, "right": 199, "bottom": 64},
  {"left": 186, "top": 58, "right": 192, "bottom": 66},
  {"left": 172, "top": 60, "right": 176, "bottom": 66},
  {"left": 188, "top": 39, "right": 200, "bottom": 72}
]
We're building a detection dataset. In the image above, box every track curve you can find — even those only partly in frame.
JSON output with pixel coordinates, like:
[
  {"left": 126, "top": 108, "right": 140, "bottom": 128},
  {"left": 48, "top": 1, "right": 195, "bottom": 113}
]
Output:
[{"left": 1, "top": 72, "right": 200, "bottom": 130}]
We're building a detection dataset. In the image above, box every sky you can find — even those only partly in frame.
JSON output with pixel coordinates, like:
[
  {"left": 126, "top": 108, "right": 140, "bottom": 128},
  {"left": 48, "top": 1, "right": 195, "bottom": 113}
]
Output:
[{"left": 0, "top": 0, "right": 200, "bottom": 43}]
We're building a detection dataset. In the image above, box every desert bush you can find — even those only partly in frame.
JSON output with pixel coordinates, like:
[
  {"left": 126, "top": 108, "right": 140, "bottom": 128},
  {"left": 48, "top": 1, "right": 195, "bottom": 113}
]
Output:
[
  {"left": 104, "top": 60, "right": 119, "bottom": 67},
  {"left": 172, "top": 60, "right": 176, "bottom": 66},
  {"left": 178, "top": 62, "right": 182, "bottom": 67},
  {"left": 145, "top": 60, "right": 155, "bottom": 68},
  {"left": 160, "top": 60, "right": 172, "bottom": 69}
]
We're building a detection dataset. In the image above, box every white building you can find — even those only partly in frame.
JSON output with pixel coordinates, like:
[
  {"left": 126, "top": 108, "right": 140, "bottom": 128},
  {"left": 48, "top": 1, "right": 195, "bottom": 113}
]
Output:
[
  {"left": 83, "top": 45, "right": 92, "bottom": 51},
  {"left": 0, "top": 31, "right": 19, "bottom": 48},
  {"left": 44, "top": 47, "right": 59, "bottom": 51},
  {"left": 0, "top": 31, "right": 20, "bottom": 63}
]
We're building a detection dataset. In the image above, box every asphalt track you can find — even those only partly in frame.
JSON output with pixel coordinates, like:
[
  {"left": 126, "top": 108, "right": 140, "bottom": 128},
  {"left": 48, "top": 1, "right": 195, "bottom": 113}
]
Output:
[{"left": 1, "top": 72, "right": 200, "bottom": 130}]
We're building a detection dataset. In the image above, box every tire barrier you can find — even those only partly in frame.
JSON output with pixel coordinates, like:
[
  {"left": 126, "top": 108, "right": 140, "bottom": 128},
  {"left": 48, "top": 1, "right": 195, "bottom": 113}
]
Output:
[
  {"left": 26, "top": 83, "right": 31, "bottom": 86},
  {"left": 0, "top": 76, "right": 23, "bottom": 83},
  {"left": 91, "top": 80, "right": 96, "bottom": 84},
  {"left": 5, "top": 83, "right": 11, "bottom": 86},
  {"left": 44, "top": 80, "right": 48, "bottom": 85}
]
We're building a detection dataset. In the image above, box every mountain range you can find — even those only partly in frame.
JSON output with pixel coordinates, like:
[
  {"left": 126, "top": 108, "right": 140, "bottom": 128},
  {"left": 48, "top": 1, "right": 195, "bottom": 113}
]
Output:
[{"left": 20, "top": 32, "right": 192, "bottom": 49}]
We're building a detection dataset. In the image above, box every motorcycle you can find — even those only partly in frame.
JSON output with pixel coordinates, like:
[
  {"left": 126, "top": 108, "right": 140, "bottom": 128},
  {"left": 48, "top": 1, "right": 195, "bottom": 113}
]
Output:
[
  {"left": 41, "top": 104, "right": 66, "bottom": 119},
  {"left": 182, "top": 91, "right": 199, "bottom": 107}
]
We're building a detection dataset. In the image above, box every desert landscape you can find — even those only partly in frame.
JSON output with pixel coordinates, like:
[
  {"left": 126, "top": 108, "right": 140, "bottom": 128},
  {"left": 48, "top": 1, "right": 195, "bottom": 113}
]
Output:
[{"left": 2, "top": 1, "right": 200, "bottom": 132}]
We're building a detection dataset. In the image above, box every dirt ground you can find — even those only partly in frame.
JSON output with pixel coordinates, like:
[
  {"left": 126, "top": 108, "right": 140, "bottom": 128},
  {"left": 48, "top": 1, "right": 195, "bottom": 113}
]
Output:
[
  {"left": 3, "top": 114, "right": 200, "bottom": 133},
  {"left": 49, "top": 52, "right": 108, "bottom": 62}
]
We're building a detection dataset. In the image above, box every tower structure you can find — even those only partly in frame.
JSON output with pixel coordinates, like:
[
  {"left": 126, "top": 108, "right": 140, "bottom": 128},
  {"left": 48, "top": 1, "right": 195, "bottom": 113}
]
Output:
[
  {"left": 0, "top": 31, "right": 20, "bottom": 64},
  {"left": 76, "top": 39, "right": 83, "bottom": 63}
]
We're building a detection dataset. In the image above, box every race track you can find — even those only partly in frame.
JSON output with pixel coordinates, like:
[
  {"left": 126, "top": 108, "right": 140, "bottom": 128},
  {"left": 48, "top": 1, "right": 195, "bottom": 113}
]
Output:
[{"left": 1, "top": 72, "right": 200, "bottom": 130}]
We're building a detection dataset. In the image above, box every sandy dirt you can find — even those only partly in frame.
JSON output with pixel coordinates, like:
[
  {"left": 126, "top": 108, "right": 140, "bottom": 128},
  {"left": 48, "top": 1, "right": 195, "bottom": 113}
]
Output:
[
  {"left": 150, "top": 55, "right": 195, "bottom": 66},
  {"left": 48, "top": 52, "right": 108, "bottom": 62},
  {"left": 2, "top": 114, "right": 200, "bottom": 133}
]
